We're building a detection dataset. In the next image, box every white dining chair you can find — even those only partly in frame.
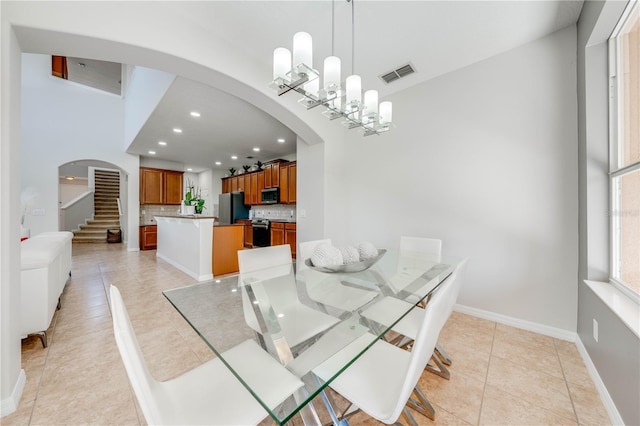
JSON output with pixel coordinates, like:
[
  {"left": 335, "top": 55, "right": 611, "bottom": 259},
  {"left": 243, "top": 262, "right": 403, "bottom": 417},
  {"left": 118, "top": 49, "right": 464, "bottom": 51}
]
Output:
[
  {"left": 313, "top": 264, "right": 458, "bottom": 424},
  {"left": 110, "top": 285, "right": 304, "bottom": 426},
  {"left": 238, "top": 245, "right": 339, "bottom": 350},
  {"left": 361, "top": 259, "right": 467, "bottom": 380},
  {"left": 298, "top": 239, "right": 378, "bottom": 313}
]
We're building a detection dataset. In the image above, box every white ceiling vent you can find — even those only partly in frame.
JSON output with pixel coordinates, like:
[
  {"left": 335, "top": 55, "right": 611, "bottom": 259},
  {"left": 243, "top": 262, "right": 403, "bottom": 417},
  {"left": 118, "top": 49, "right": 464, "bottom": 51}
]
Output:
[{"left": 379, "top": 63, "right": 416, "bottom": 84}]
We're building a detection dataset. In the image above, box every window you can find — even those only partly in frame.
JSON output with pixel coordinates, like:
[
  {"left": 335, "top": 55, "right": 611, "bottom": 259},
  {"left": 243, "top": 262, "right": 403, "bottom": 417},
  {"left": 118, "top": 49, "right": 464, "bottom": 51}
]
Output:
[{"left": 610, "top": 0, "right": 640, "bottom": 301}]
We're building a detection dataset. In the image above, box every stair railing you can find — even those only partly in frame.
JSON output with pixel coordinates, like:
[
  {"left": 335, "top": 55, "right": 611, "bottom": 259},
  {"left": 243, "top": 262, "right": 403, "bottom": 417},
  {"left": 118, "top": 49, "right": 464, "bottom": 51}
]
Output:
[{"left": 60, "top": 190, "right": 94, "bottom": 232}]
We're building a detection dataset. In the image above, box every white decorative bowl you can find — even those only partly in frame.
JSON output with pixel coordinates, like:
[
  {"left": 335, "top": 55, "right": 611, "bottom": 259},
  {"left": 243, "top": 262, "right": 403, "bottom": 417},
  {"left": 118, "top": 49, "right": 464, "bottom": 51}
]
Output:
[{"left": 304, "top": 249, "right": 387, "bottom": 273}]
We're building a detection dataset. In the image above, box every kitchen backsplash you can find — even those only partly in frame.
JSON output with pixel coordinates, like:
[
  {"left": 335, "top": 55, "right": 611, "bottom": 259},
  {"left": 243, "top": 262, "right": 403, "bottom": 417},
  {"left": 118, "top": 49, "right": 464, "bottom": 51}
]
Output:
[
  {"left": 251, "top": 205, "right": 296, "bottom": 221},
  {"left": 140, "top": 204, "right": 181, "bottom": 225}
]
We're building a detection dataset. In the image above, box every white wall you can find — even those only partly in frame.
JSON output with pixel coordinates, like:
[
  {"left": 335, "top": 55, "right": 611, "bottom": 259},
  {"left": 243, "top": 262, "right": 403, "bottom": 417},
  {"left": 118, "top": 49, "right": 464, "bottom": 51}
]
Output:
[
  {"left": 0, "top": 14, "right": 25, "bottom": 415},
  {"left": 123, "top": 66, "right": 175, "bottom": 149},
  {"left": 20, "top": 54, "right": 140, "bottom": 249},
  {"left": 296, "top": 136, "right": 325, "bottom": 247},
  {"left": 58, "top": 180, "right": 89, "bottom": 205},
  {"left": 325, "top": 26, "right": 579, "bottom": 332},
  {"left": 197, "top": 169, "right": 214, "bottom": 216}
]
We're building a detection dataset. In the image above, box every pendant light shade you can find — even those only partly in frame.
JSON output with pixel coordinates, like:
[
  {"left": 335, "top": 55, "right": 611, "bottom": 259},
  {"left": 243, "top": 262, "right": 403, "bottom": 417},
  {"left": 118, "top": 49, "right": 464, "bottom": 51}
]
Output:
[
  {"left": 379, "top": 101, "right": 393, "bottom": 124},
  {"left": 293, "top": 32, "right": 313, "bottom": 68},
  {"left": 323, "top": 56, "right": 341, "bottom": 91},
  {"left": 345, "top": 75, "right": 361, "bottom": 107},
  {"left": 364, "top": 90, "right": 378, "bottom": 115},
  {"left": 273, "top": 48, "right": 291, "bottom": 80}
]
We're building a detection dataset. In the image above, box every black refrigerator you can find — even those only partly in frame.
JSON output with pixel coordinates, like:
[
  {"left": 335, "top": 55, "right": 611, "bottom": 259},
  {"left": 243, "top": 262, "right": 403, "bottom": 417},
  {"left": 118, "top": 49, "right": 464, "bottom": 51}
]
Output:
[{"left": 218, "top": 192, "right": 249, "bottom": 225}]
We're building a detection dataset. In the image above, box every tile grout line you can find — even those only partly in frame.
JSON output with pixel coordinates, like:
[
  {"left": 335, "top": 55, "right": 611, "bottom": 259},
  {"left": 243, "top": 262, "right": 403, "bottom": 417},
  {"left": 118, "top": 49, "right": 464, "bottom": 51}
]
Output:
[
  {"left": 554, "top": 338, "right": 581, "bottom": 425},
  {"left": 475, "top": 320, "right": 497, "bottom": 425}
]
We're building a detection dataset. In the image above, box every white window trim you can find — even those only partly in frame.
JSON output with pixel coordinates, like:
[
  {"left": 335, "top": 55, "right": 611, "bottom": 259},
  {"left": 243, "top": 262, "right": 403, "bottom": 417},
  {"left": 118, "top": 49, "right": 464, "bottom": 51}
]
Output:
[{"left": 608, "top": 0, "right": 640, "bottom": 304}]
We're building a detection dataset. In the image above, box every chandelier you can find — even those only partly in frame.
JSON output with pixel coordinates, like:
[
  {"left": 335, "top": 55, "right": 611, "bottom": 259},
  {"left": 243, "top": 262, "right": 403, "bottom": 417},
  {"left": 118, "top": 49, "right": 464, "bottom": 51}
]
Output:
[{"left": 269, "top": 0, "right": 392, "bottom": 137}]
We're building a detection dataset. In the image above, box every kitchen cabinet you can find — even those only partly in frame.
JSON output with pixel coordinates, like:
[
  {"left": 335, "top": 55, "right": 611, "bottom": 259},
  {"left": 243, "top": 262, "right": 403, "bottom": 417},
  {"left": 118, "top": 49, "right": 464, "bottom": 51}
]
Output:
[
  {"left": 164, "top": 171, "right": 184, "bottom": 204},
  {"left": 237, "top": 174, "right": 246, "bottom": 193},
  {"left": 285, "top": 223, "right": 296, "bottom": 259},
  {"left": 271, "top": 222, "right": 296, "bottom": 259},
  {"left": 256, "top": 171, "right": 264, "bottom": 205},
  {"left": 236, "top": 219, "right": 253, "bottom": 248},
  {"left": 139, "top": 225, "right": 157, "bottom": 250},
  {"left": 264, "top": 162, "right": 281, "bottom": 189},
  {"left": 140, "top": 168, "right": 184, "bottom": 205},
  {"left": 278, "top": 162, "right": 297, "bottom": 204},
  {"left": 140, "top": 168, "right": 163, "bottom": 204},
  {"left": 271, "top": 222, "right": 285, "bottom": 246},
  {"left": 230, "top": 176, "right": 239, "bottom": 193},
  {"left": 244, "top": 175, "right": 251, "bottom": 205},
  {"left": 220, "top": 164, "right": 285, "bottom": 205},
  {"left": 250, "top": 173, "right": 258, "bottom": 205}
]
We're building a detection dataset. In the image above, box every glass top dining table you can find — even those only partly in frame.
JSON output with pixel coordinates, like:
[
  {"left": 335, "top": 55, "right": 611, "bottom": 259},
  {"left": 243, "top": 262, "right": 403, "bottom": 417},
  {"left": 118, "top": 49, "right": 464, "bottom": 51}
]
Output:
[{"left": 163, "top": 250, "right": 460, "bottom": 425}]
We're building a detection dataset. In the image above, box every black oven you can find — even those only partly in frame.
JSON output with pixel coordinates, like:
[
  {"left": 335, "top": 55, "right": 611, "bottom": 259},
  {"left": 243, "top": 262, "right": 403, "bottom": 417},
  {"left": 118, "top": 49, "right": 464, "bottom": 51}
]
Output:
[{"left": 252, "top": 219, "right": 270, "bottom": 247}]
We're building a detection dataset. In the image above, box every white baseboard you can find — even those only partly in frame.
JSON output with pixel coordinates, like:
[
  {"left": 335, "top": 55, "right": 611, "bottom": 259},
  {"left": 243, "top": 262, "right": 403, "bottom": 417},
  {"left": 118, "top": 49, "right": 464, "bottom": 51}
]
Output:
[
  {"left": 575, "top": 337, "right": 625, "bottom": 426},
  {"left": 127, "top": 247, "right": 140, "bottom": 252},
  {"left": 156, "top": 252, "right": 212, "bottom": 282},
  {"left": 453, "top": 304, "right": 577, "bottom": 342},
  {"left": 0, "top": 369, "right": 25, "bottom": 417}
]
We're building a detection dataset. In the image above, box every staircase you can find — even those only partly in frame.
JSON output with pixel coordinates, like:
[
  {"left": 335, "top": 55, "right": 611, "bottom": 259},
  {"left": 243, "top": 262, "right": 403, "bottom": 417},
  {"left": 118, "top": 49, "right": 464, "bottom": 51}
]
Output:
[{"left": 72, "top": 170, "right": 121, "bottom": 243}]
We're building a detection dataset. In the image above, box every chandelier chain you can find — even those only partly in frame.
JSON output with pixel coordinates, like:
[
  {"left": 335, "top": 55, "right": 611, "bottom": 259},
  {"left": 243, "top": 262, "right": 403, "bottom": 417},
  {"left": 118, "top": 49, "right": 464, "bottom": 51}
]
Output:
[{"left": 351, "top": 0, "right": 355, "bottom": 75}]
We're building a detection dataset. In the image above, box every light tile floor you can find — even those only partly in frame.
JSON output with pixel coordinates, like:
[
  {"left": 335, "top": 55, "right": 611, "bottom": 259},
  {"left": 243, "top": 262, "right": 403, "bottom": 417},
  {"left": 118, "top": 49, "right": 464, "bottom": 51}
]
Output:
[{"left": 3, "top": 243, "right": 610, "bottom": 425}]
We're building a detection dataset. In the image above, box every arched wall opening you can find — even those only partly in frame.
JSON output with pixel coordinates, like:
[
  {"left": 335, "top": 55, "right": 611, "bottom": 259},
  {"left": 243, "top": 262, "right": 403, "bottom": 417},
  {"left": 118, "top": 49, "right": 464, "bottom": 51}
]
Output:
[{"left": 58, "top": 160, "right": 128, "bottom": 243}]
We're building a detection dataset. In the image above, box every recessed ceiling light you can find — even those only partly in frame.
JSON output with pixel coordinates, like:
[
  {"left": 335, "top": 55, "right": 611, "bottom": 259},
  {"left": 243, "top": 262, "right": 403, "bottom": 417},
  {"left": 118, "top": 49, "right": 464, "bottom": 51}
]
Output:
[
  {"left": 187, "top": 168, "right": 193, "bottom": 171},
  {"left": 253, "top": 147, "right": 260, "bottom": 152},
  {"left": 231, "top": 155, "right": 238, "bottom": 160},
  {"left": 190, "top": 111, "right": 201, "bottom": 117},
  {"left": 158, "top": 141, "right": 167, "bottom": 146},
  {"left": 215, "top": 161, "right": 221, "bottom": 166},
  {"left": 277, "top": 138, "right": 285, "bottom": 143},
  {"left": 173, "top": 128, "right": 182, "bottom": 133},
  {"left": 148, "top": 150, "right": 156, "bottom": 155}
]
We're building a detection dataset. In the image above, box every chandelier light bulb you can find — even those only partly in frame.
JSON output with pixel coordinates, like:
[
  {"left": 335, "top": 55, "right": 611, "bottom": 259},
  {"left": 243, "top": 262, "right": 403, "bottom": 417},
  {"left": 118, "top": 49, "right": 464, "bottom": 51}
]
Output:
[
  {"left": 379, "top": 101, "right": 393, "bottom": 125},
  {"left": 293, "top": 32, "right": 313, "bottom": 69},
  {"left": 345, "top": 75, "right": 361, "bottom": 108},
  {"left": 273, "top": 48, "right": 291, "bottom": 80},
  {"left": 323, "top": 56, "right": 341, "bottom": 92},
  {"left": 364, "top": 90, "right": 379, "bottom": 120}
]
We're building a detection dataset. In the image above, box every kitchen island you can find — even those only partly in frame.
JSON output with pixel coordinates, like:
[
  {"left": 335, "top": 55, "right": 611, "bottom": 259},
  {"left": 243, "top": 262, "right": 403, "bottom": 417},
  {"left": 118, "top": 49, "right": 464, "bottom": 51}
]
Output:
[{"left": 155, "top": 216, "right": 244, "bottom": 281}]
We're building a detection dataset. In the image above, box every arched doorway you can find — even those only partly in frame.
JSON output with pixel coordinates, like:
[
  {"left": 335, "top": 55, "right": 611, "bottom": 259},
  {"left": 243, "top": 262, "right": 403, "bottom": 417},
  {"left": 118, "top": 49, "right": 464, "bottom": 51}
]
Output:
[{"left": 58, "top": 160, "right": 128, "bottom": 243}]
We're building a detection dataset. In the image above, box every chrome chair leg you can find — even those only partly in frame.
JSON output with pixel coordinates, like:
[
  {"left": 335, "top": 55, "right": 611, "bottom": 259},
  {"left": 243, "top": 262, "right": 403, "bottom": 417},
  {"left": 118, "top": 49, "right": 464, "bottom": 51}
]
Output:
[
  {"left": 426, "top": 353, "right": 451, "bottom": 380},
  {"left": 405, "top": 385, "right": 435, "bottom": 420},
  {"left": 435, "top": 343, "right": 452, "bottom": 366}
]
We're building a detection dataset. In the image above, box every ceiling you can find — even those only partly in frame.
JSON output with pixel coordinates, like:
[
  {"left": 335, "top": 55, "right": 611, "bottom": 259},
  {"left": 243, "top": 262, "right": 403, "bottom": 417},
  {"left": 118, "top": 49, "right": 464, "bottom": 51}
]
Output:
[{"left": 123, "top": 1, "right": 584, "bottom": 173}]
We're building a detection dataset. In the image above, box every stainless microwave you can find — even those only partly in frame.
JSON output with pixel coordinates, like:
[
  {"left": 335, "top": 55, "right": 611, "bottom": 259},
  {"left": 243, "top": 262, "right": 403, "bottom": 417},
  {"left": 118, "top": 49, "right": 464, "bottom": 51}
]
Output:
[{"left": 261, "top": 188, "right": 279, "bottom": 204}]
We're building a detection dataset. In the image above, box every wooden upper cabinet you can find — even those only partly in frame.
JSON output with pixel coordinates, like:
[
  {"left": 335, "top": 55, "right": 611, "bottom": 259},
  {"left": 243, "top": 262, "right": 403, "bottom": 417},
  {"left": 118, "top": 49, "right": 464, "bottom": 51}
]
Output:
[
  {"left": 237, "top": 174, "right": 246, "bottom": 193},
  {"left": 279, "top": 164, "right": 289, "bottom": 204},
  {"left": 271, "top": 163, "right": 280, "bottom": 187},
  {"left": 140, "top": 168, "right": 184, "bottom": 205},
  {"left": 288, "top": 163, "right": 296, "bottom": 204},
  {"left": 164, "top": 171, "right": 184, "bottom": 205},
  {"left": 264, "top": 164, "right": 273, "bottom": 188},
  {"left": 250, "top": 173, "right": 258, "bottom": 205},
  {"left": 257, "top": 171, "right": 265, "bottom": 204},
  {"left": 243, "top": 174, "right": 251, "bottom": 205},
  {"left": 140, "top": 168, "right": 163, "bottom": 204},
  {"left": 222, "top": 178, "right": 229, "bottom": 194},
  {"left": 230, "top": 176, "right": 239, "bottom": 192}
]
